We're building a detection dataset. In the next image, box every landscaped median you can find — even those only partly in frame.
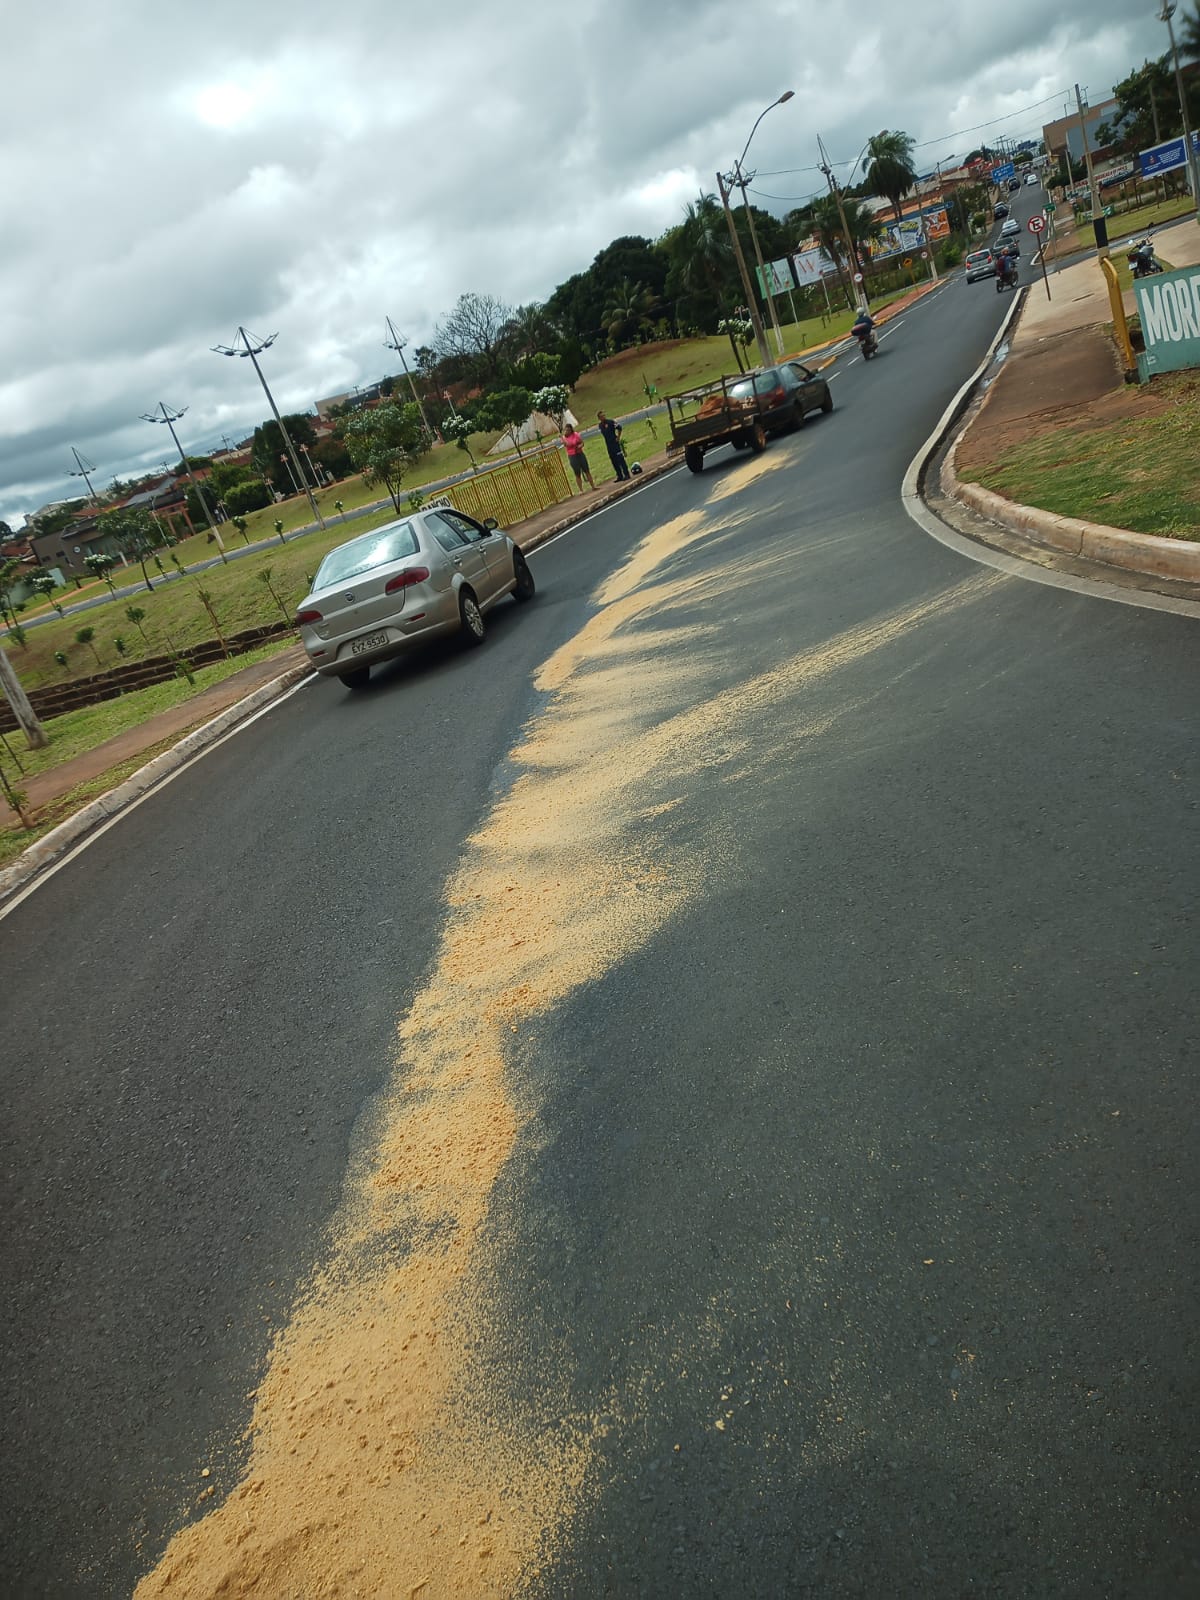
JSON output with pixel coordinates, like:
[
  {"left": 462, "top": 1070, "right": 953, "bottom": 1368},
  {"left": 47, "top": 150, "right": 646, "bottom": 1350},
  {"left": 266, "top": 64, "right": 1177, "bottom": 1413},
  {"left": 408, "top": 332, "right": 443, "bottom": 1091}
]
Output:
[{"left": 939, "top": 229, "right": 1200, "bottom": 587}]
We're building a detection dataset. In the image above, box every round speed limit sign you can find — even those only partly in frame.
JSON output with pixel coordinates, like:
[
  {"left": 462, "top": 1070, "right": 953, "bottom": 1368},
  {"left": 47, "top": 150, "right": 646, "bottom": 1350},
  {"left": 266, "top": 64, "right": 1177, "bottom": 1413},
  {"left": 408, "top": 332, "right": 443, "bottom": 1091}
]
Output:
[{"left": 1027, "top": 215, "right": 1047, "bottom": 234}]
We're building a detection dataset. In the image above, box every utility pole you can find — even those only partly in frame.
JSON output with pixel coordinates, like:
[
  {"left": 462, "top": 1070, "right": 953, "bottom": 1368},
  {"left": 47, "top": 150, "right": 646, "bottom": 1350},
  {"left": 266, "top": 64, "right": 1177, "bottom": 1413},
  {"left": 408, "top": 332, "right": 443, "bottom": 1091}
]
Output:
[
  {"left": 67, "top": 447, "right": 101, "bottom": 509},
  {"left": 1159, "top": 2, "right": 1200, "bottom": 225},
  {"left": 716, "top": 169, "right": 770, "bottom": 367},
  {"left": 384, "top": 319, "right": 438, "bottom": 441},
  {"left": 1075, "top": 83, "right": 1109, "bottom": 257},
  {"left": 733, "top": 162, "right": 786, "bottom": 356},
  {"left": 141, "top": 403, "right": 228, "bottom": 563},
  {"left": 818, "top": 135, "right": 868, "bottom": 310},
  {"left": 212, "top": 328, "right": 325, "bottom": 530}
]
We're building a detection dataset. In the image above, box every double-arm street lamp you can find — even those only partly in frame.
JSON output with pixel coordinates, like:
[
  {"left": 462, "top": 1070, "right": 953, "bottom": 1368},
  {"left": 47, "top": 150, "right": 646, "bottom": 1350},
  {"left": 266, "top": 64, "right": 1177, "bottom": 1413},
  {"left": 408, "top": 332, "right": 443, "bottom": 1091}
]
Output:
[
  {"left": 717, "top": 91, "right": 794, "bottom": 367},
  {"left": 212, "top": 327, "right": 325, "bottom": 530},
  {"left": 140, "top": 402, "right": 228, "bottom": 561}
]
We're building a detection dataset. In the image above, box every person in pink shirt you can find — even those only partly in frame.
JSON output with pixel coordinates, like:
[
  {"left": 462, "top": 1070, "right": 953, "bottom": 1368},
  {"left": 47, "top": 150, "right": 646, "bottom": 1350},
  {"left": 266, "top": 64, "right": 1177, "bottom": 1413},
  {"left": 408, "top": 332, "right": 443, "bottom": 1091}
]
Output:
[{"left": 562, "top": 425, "right": 596, "bottom": 492}]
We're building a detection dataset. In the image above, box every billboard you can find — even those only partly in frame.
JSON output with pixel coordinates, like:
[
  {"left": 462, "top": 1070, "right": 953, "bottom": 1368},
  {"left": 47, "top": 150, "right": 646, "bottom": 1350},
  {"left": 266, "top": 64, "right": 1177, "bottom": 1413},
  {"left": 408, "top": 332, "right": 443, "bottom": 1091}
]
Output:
[
  {"left": 1134, "top": 265, "right": 1200, "bottom": 378},
  {"left": 791, "top": 247, "right": 838, "bottom": 283},
  {"left": 922, "top": 205, "right": 950, "bottom": 242},
  {"left": 870, "top": 216, "right": 926, "bottom": 260},
  {"left": 1138, "top": 131, "right": 1200, "bottom": 178},
  {"left": 755, "top": 257, "right": 795, "bottom": 296}
]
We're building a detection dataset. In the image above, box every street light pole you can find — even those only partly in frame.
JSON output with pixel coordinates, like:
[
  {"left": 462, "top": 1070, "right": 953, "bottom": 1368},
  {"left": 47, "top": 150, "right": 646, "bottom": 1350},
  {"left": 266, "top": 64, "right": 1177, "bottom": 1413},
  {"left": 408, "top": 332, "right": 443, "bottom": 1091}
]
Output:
[
  {"left": 734, "top": 160, "right": 786, "bottom": 355},
  {"left": 68, "top": 447, "right": 101, "bottom": 509},
  {"left": 1159, "top": 2, "right": 1200, "bottom": 225},
  {"left": 716, "top": 168, "right": 770, "bottom": 366},
  {"left": 724, "top": 91, "right": 794, "bottom": 360},
  {"left": 211, "top": 327, "right": 325, "bottom": 530},
  {"left": 141, "top": 402, "right": 228, "bottom": 562},
  {"left": 384, "top": 318, "right": 438, "bottom": 441}
]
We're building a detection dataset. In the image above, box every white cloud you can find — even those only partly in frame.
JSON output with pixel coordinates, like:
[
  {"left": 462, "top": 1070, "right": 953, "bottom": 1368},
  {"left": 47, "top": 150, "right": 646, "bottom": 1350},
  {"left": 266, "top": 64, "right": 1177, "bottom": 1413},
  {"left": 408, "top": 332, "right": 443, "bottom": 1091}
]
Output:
[{"left": 0, "top": 0, "right": 1172, "bottom": 528}]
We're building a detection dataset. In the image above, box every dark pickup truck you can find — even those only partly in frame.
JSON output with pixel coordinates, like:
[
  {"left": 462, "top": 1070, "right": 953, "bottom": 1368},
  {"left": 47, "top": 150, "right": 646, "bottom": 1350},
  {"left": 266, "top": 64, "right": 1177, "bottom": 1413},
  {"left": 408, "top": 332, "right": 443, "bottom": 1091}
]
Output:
[{"left": 666, "top": 374, "right": 769, "bottom": 474}]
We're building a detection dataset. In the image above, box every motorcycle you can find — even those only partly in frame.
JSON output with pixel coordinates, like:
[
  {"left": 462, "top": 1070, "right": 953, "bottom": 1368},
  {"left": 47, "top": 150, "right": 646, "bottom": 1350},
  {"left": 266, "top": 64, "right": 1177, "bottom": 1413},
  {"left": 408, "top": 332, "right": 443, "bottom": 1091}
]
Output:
[
  {"left": 1127, "top": 237, "right": 1163, "bottom": 278},
  {"left": 995, "top": 260, "right": 1019, "bottom": 293},
  {"left": 852, "top": 324, "right": 878, "bottom": 359}
]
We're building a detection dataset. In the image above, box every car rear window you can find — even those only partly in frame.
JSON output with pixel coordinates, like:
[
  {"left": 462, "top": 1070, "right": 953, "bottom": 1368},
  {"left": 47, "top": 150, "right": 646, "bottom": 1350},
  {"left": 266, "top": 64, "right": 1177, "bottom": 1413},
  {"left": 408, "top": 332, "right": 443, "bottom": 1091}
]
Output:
[
  {"left": 968, "top": 251, "right": 991, "bottom": 264},
  {"left": 729, "top": 371, "right": 779, "bottom": 399},
  {"left": 314, "top": 523, "right": 420, "bottom": 587}
]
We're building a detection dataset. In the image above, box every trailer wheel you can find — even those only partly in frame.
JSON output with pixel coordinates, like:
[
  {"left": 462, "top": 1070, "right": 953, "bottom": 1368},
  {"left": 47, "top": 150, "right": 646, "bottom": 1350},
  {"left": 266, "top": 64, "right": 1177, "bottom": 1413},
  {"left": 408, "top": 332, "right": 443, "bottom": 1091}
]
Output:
[
  {"left": 685, "top": 444, "right": 704, "bottom": 474},
  {"left": 747, "top": 422, "right": 767, "bottom": 454}
]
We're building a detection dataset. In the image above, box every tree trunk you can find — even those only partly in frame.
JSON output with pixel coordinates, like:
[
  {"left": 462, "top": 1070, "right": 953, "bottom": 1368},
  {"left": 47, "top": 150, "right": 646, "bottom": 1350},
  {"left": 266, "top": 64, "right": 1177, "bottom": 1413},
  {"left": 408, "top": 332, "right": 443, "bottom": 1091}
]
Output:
[{"left": 0, "top": 647, "right": 49, "bottom": 749}]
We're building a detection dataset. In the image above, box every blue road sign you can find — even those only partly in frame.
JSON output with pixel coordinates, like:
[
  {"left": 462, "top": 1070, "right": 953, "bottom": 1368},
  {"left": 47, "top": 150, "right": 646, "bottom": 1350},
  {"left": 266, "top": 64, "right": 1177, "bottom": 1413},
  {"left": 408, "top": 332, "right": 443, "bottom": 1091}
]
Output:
[{"left": 990, "top": 161, "right": 1016, "bottom": 184}]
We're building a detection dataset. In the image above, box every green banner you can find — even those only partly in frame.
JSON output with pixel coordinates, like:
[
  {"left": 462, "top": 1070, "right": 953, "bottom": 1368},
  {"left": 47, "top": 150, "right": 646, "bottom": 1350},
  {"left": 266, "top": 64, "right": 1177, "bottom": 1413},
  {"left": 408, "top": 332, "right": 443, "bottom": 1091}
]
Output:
[{"left": 1134, "top": 265, "right": 1200, "bottom": 378}]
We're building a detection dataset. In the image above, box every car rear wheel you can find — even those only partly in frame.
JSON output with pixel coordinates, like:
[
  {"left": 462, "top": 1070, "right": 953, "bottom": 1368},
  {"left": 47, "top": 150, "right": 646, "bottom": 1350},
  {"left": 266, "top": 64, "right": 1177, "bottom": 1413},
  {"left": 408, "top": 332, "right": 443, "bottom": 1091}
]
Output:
[
  {"left": 747, "top": 422, "right": 767, "bottom": 454},
  {"left": 339, "top": 665, "right": 371, "bottom": 691},
  {"left": 790, "top": 400, "right": 806, "bottom": 431},
  {"left": 685, "top": 444, "right": 704, "bottom": 474},
  {"left": 820, "top": 389, "right": 834, "bottom": 413},
  {"left": 459, "top": 587, "right": 486, "bottom": 645},
  {"left": 512, "top": 549, "right": 536, "bottom": 602}
]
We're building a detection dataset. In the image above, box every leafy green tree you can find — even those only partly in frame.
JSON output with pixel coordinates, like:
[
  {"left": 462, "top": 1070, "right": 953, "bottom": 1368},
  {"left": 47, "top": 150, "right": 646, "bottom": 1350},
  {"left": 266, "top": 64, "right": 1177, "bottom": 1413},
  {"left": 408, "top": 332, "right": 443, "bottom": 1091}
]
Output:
[
  {"left": 0, "top": 557, "right": 24, "bottom": 629},
  {"left": 866, "top": 130, "right": 918, "bottom": 220},
  {"left": 1180, "top": 3, "right": 1200, "bottom": 61},
  {"left": 75, "top": 626, "right": 101, "bottom": 668},
  {"left": 476, "top": 387, "right": 534, "bottom": 453},
  {"left": 98, "top": 506, "right": 159, "bottom": 594},
  {"left": 84, "top": 551, "right": 119, "bottom": 594},
  {"left": 125, "top": 605, "right": 150, "bottom": 644},
  {"left": 28, "top": 570, "right": 64, "bottom": 617},
  {"left": 341, "top": 401, "right": 426, "bottom": 510},
  {"left": 250, "top": 413, "right": 317, "bottom": 484},
  {"left": 810, "top": 194, "right": 874, "bottom": 304},
  {"left": 531, "top": 384, "right": 571, "bottom": 432},
  {"left": 224, "top": 479, "right": 273, "bottom": 516},
  {"left": 441, "top": 412, "right": 479, "bottom": 472}
]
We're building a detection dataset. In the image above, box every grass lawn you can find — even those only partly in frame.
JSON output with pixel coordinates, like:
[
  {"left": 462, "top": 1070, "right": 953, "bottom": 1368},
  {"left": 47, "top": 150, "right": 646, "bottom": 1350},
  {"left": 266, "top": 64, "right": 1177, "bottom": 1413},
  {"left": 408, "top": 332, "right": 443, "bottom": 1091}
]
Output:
[
  {"left": 0, "top": 641, "right": 298, "bottom": 866},
  {"left": 1095, "top": 197, "right": 1194, "bottom": 244},
  {"left": 971, "top": 371, "right": 1200, "bottom": 541}
]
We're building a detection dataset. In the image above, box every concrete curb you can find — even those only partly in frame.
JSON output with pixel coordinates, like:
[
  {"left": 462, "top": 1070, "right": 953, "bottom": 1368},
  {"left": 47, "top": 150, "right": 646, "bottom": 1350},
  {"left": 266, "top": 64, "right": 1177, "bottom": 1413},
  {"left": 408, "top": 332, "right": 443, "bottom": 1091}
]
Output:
[
  {"left": 942, "top": 445, "right": 1200, "bottom": 582},
  {"left": 909, "top": 280, "right": 1200, "bottom": 586},
  {"left": 0, "top": 660, "right": 314, "bottom": 909}
]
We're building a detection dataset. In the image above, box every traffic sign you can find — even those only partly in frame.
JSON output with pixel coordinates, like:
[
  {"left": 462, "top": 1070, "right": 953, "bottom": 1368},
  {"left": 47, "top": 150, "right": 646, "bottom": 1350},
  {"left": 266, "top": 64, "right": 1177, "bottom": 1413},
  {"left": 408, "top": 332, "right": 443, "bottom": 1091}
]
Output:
[
  {"left": 853, "top": 272, "right": 864, "bottom": 283},
  {"left": 1027, "top": 215, "right": 1046, "bottom": 234},
  {"left": 990, "top": 161, "right": 1016, "bottom": 184},
  {"left": 1044, "top": 200, "right": 1056, "bottom": 213}
]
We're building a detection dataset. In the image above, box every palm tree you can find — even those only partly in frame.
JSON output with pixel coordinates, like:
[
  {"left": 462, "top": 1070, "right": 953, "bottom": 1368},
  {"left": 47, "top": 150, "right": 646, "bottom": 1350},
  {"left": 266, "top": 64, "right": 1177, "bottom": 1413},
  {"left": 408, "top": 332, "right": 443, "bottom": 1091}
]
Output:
[
  {"left": 811, "top": 195, "right": 875, "bottom": 307},
  {"left": 680, "top": 193, "right": 732, "bottom": 308},
  {"left": 1179, "top": 3, "right": 1199, "bottom": 61},
  {"left": 866, "top": 130, "right": 918, "bottom": 221},
  {"left": 603, "top": 278, "right": 654, "bottom": 344},
  {"left": 500, "top": 302, "right": 559, "bottom": 361}
]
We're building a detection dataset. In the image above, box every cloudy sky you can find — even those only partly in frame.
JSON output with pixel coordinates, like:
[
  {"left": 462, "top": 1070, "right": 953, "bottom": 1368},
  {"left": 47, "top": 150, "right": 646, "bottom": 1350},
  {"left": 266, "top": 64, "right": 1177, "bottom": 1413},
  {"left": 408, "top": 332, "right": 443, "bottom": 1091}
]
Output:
[{"left": 0, "top": 0, "right": 1172, "bottom": 530}]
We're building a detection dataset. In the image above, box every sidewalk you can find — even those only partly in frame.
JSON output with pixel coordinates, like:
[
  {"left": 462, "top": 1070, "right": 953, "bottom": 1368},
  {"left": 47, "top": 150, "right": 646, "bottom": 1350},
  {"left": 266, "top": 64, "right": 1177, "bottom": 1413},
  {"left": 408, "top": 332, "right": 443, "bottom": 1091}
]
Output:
[{"left": 942, "top": 217, "right": 1200, "bottom": 584}]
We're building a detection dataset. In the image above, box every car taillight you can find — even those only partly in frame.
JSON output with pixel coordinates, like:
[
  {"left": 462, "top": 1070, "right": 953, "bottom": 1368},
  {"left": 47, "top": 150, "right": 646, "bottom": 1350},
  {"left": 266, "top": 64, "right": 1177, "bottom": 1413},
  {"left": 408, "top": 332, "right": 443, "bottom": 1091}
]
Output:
[
  {"left": 384, "top": 567, "right": 430, "bottom": 595},
  {"left": 295, "top": 608, "right": 322, "bottom": 624}
]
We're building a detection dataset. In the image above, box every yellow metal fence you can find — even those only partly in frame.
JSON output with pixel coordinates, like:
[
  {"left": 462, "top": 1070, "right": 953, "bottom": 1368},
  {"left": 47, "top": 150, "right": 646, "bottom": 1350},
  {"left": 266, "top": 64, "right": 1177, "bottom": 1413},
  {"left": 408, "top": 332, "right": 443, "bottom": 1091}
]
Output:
[{"left": 430, "top": 446, "right": 574, "bottom": 528}]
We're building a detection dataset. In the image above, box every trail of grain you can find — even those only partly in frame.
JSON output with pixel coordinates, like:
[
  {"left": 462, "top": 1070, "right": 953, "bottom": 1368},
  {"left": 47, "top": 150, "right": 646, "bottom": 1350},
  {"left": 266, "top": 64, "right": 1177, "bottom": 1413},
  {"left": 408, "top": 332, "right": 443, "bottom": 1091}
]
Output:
[{"left": 136, "top": 493, "right": 998, "bottom": 1599}]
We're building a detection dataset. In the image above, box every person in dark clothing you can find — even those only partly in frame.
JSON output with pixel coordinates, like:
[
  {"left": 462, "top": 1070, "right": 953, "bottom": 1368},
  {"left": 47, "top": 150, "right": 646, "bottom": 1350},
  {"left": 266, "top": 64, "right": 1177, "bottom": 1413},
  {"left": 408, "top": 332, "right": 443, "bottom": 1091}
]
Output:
[{"left": 596, "top": 411, "right": 632, "bottom": 481}]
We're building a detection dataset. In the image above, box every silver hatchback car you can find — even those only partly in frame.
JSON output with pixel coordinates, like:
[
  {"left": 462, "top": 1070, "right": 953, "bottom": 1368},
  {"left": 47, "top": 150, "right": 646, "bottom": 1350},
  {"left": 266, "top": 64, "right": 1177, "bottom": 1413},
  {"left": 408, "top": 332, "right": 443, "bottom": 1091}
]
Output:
[{"left": 295, "top": 507, "right": 536, "bottom": 689}]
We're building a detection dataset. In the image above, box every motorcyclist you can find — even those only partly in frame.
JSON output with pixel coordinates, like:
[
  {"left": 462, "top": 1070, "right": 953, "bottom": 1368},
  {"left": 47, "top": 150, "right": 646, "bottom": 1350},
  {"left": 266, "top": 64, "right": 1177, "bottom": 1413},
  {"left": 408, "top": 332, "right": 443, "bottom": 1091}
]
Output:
[
  {"left": 850, "top": 306, "right": 875, "bottom": 347},
  {"left": 996, "top": 249, "right": 1018, "bottom": 289}
]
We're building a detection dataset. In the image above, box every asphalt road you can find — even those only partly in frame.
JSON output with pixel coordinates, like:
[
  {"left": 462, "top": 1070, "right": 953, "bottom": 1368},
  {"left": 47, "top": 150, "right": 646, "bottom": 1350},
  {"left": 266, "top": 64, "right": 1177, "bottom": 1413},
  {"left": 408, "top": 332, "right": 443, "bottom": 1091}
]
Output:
[{"left": 2, "top": 252, "right": 1197, "bottom": 1598}]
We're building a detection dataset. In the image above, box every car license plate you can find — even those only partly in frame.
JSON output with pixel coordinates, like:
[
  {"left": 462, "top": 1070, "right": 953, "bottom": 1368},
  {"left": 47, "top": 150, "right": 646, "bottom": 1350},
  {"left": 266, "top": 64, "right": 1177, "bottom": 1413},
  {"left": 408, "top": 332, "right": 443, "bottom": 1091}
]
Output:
[{"left": 351, "top": 631, "right": 389, "bottom": 656}]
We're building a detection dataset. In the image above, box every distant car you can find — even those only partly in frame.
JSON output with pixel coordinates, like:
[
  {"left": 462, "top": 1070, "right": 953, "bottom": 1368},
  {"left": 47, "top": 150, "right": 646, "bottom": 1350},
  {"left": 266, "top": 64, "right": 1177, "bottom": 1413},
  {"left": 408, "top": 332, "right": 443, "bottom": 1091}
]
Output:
[
  {"left": 1024, "top": 172, "right": 1039, "bottom": 185},
  {"left": 726, "top": 362, "right": 833, "bottom": 435},
  {"left": 1008, "top": 178, "right": 1021, "bottom": 192},
  {"left": 994, "top": 203, "right": 1009, "bottom": 220},
  {"left": 1000, "top": 218, "right": 1021, "bottom": 239},
  {"left": 295, "top": 509, "right": 536, "bottom": 689},
  {"left": 966, "top": 247, "right": 997, "bottom": 283}
]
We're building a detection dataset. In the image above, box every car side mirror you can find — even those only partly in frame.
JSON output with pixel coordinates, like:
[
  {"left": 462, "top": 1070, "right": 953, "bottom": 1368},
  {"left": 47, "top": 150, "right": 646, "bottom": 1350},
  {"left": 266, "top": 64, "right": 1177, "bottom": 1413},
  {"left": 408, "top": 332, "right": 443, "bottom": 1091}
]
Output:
[{"left": 483, "top": 517, "right": 499, "bottom": 531}]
